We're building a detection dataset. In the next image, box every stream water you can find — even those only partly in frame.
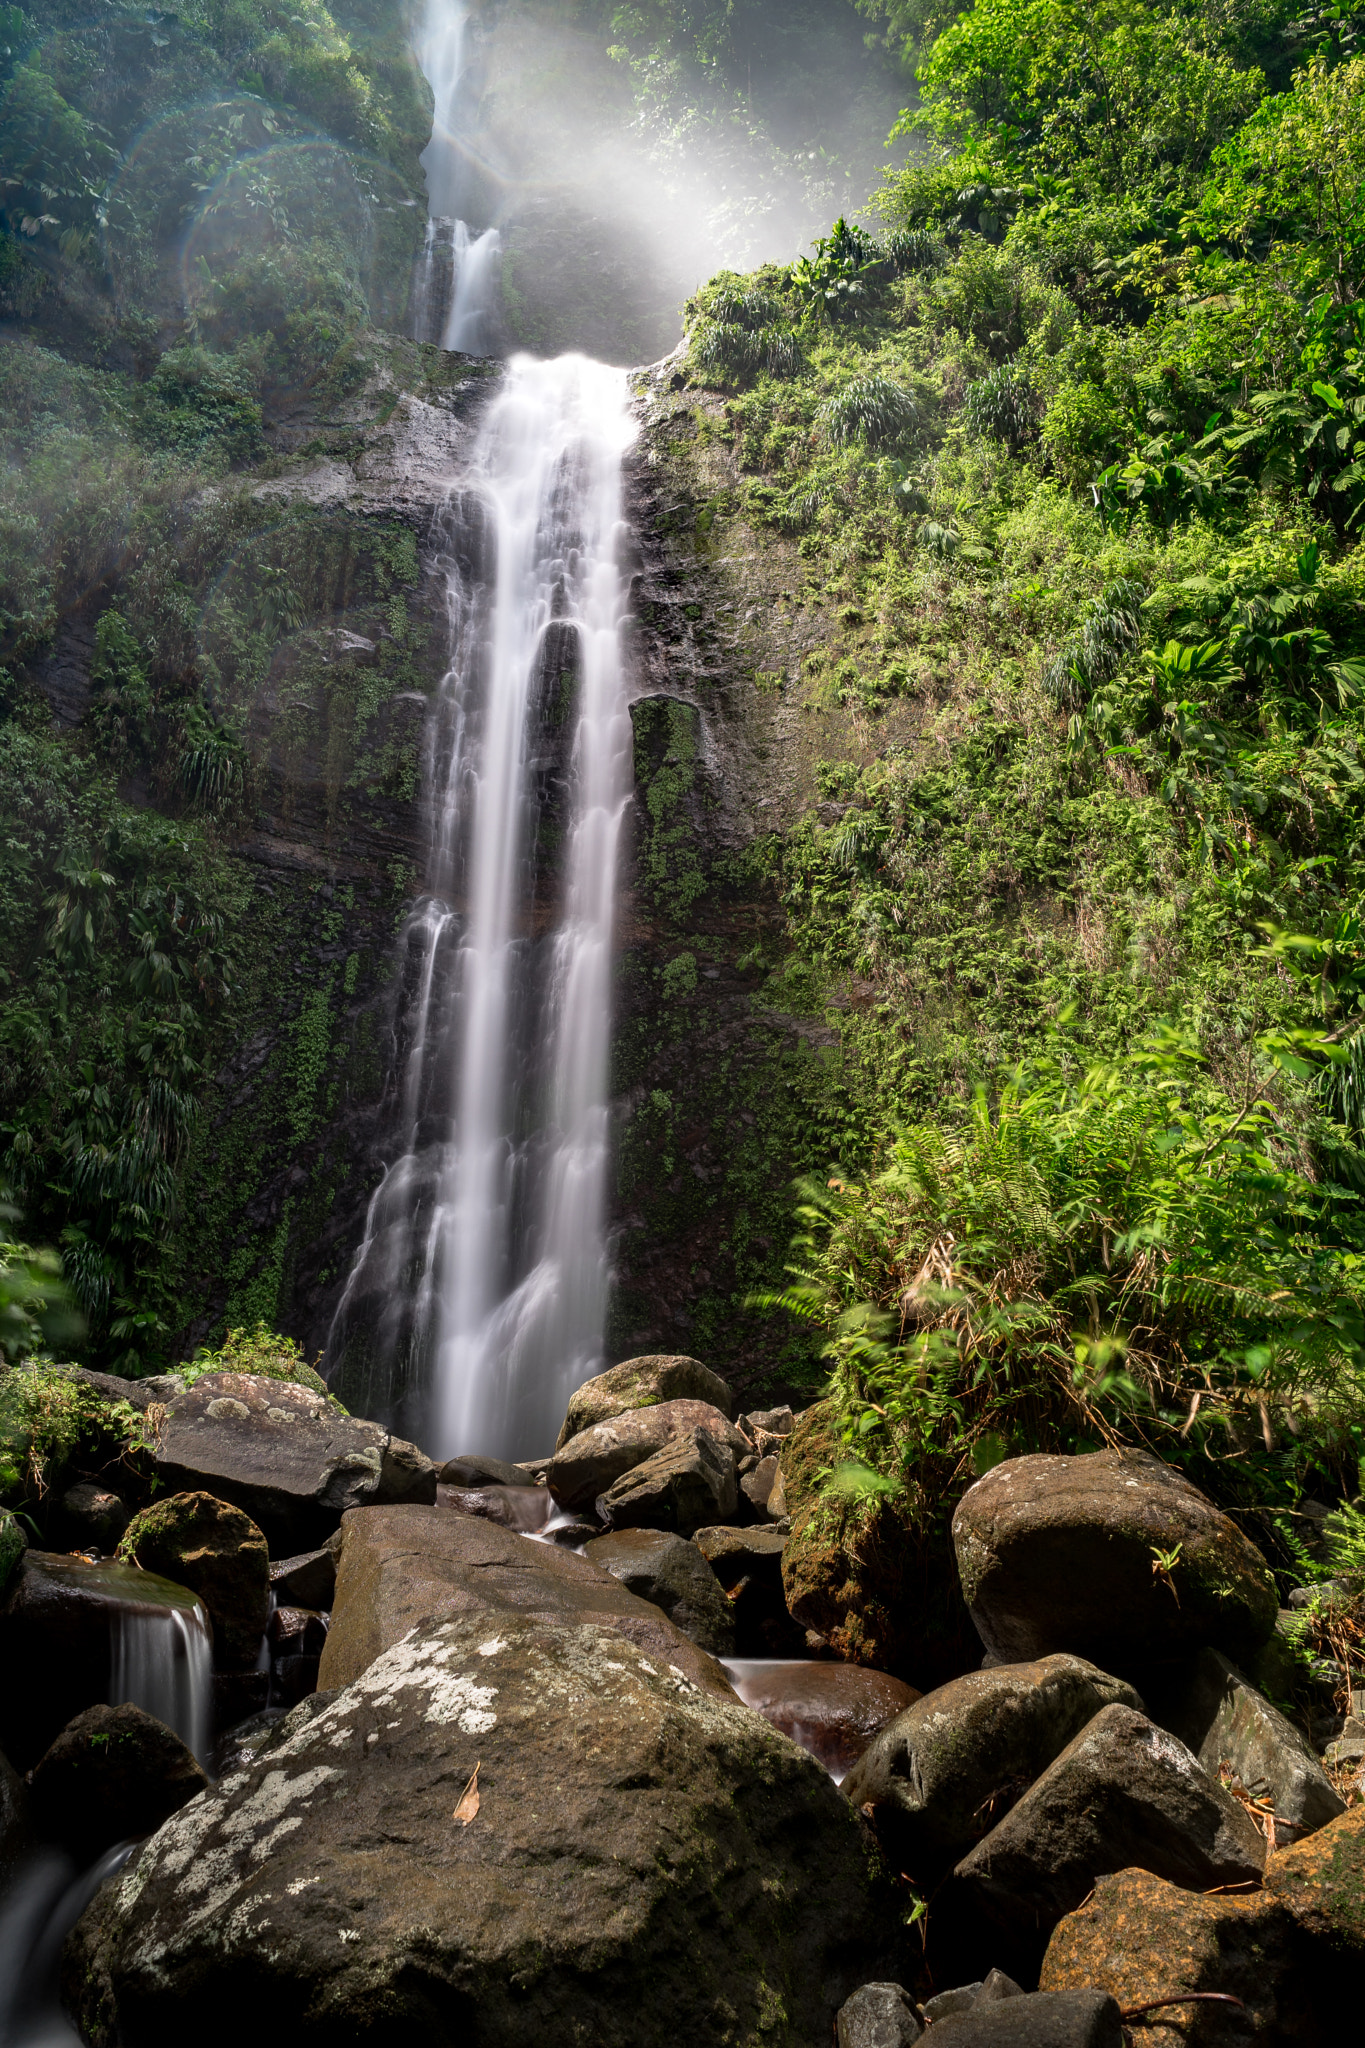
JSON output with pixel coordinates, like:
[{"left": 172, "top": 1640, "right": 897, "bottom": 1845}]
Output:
[{"left": 327, "top": 0, "right": 636, "bottom": 1459}]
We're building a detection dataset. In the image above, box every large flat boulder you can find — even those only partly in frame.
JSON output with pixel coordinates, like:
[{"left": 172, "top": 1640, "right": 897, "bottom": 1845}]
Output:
[
  {"left": 67, "top": 1609, "right": 902, "bottom": 2048},
  {"left": 938, "top": 1702, "right": 1266, "bottom": 1980},
  {"left": 583, "top": 1528, "right": 734, "bottom": 1655},
  {"left": 952, "top": 1450, "right": 1277, "bottom": 1675},
  {"left": 316, "top": 1504, "right": 735, "bottom": 1699},
  {"left": 555, "top": 1354, "right": 733, "bottom": 1448},
  {"left": 841, "top": 1656, "right": 1142, "bottom": 1876},
  {"left": 545, "top": 1398, "right": 745, "bottom": 1513},
  {"left": 151, "top": 1371, "right": 436, "bottom": 1553},
  {"left": 1144, "top": 1646, "right": 1344, "bottom": 1845}
]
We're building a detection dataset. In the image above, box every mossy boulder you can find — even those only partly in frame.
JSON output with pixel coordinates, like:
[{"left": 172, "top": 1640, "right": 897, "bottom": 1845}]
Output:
[
  {"left": 1041, "top": 1807, "right": 1365, "bottom": 2041},
  {"left": 554, "top": 1354, "right": 734, "bottom": 1450},
  {"left": 180, "top": 1325, "right": 338, "bottom": 1407},
  {"left": 777, "top": 1401, "right": 975, "bottom": 1686},
  {"left": 118, "top": 1491, "right": 269, "bottom": 1668},
  {"left": 952, "top": 1450, "right": 1279, "bottom": 1678}
]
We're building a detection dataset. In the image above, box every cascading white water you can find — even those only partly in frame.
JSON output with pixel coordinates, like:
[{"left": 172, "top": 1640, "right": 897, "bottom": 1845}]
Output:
[
  {"left": 328, "top": 355, "right": 635, "bottom": 1458},
  {"left": 109, "top": 1603, "right": 213, "bottom": 1767},
  {"left": 410, "top": 0, "right": 501, "bottom": 352}
]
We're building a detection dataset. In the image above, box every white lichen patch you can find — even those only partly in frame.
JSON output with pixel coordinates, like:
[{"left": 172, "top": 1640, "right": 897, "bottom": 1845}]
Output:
[{"left": 477, "top": 1636, "right": 508, "bottom": 1658}]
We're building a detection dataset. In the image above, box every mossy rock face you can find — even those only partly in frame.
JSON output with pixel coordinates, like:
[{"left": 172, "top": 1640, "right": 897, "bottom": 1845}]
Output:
[
  {"left": 118, "top": 1490, "right": 269, "bottom": 1668},
  {"left": 777, "top": 1401, "right": 974, "bottom": 1686},
  {"left": 181, "top": 1326, "right": 337, "bottom": 1408}
]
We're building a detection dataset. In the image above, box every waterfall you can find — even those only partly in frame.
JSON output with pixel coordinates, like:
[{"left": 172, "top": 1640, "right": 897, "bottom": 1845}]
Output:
[
  {"left": 410, "top": 0, "right": 501, "bottom": 352},
  {"left": 328, "top": 355, "right": 636, "bottom": 1460},
  {"left": 109, "top": 1603, "right": 213, "bottom": 1767}
]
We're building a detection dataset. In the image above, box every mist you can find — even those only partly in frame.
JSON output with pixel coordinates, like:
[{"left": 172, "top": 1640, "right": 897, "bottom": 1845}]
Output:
[{"left": 425, "top": 0, "right": 911, "bottom": 363}]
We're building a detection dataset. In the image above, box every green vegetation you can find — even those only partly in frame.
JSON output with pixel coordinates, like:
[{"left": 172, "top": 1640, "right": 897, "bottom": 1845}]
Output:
[
  {"left": 677, "top": 2, "right": 1365, "bottom": 1550},
  {"left": 0, "top": 0, "right": 443, "bottom": 1372},
  {"left": 178, "top": 1319, "right": 339, "bottom": 1403},
  {"left": 0, "top": 1360, "right": 148, "bottom": 1514}
]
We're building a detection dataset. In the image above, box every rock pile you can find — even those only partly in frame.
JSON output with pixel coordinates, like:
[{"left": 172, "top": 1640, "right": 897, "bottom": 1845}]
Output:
[{"left": 0, "top": 1348, "right": 1360, "bottom": 2046}]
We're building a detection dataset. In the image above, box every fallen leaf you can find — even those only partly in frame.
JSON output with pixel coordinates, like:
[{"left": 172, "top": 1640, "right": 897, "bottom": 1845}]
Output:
[{"left": 453, "top": 1761, "right": 481, "bottom": 1825}]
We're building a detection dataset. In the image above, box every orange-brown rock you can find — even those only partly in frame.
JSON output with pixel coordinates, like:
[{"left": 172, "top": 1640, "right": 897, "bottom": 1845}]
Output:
[{"left": 1040, "top": 1806, "right": 1365, "bottom": 2044}]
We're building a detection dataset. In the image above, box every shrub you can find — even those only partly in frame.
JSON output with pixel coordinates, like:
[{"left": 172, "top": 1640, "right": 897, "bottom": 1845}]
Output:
[
  {"left": 762, "top": 1034, "right": 1365, "bottom": 1515},
  {"left": 962, "top": 360, "right": 1039, "bottom": 452},
  {"left": 820, "top": 374, "right": 918, "bottom": 449},
  {"left": 180, "top": 1321, "right": 341, "bottom": 1405}
]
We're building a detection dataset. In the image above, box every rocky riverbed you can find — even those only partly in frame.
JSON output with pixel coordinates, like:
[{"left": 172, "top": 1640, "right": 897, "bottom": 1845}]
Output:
[{"left": 0, "top": 1350, "right": 1361, "bottom": 2046}]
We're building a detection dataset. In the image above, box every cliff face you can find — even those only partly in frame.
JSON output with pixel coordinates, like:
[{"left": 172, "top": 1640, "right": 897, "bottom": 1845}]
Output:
[{"left": 144, "top": 344, "right": 872, "bottom": 1404}]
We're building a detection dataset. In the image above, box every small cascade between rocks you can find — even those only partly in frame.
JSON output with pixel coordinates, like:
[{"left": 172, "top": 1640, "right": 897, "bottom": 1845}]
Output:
[
  {"left": 109, "top": 1602, "right": 213, "bottom": 1769},
  {"left": 0, "top": 1844, "right": 137, "bottom": 2048},
  {"left": 410, "top": 0, "right": 502, "bottom": 352}
]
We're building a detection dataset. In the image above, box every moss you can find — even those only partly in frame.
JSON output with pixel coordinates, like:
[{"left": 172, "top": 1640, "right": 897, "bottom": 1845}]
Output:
[{"left": 0, "top": 1364, "right": 146, "bottom": 1514}]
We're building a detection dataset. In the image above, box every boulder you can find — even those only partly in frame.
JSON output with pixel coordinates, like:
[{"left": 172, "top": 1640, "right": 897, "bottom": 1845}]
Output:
[
  {"left": 1262, "top": 1795, "right": 1365, "bottom": 1951},
  {"left": 546, "top": 1398, "right": 745, "bottom": 1513},
  {"left": 439, "top": 1482, "right": 552, "bottom": 1532},
  {"left": 778, "top": 1401, "right": 974, "bottom": 1684},
  {"left": 842, "top": 1656, "right": 1143, "bottom": 1876},
  {"left": 694, "top": 1523, "right": 802, "bottom": 1656},
  {"left": 48, "top": 1480, "right": 130, "bottom": 1552},
  {"left": 583, "top": 1528, "right": 734, "bottom": 1655},
  {"left": 269, "top": 1547, "right": 337, "bottom": 1610},
  {"left": 929, "top": 1992, "right": 1123, "bottom": 2048},
  {"left": 0, "top": 1505, "right": 24, "bottom": 1596},
  {"left": 1041, "top": 1811, "right": 1365, "bottom": 2047},
  {"left": 725, "top": 1660, "right": 920, "bottom": 1780},
  {"left": 316, "top": 1504, "right": 735, "bottom": 1699},
  {"left": 596, "top": 1427, "right": 740, "bottom": 1535},
  {"left": 952, "top": 1450, "right": 1277, "bottom": 1675},
  {"left": 922, "top": 1973, "right": 1024, "bottom": 2019},
  {"left": 0, "top": 1552, "right": 206, "bottom": 1770},
  {"left": 836, "top": 1983, "right": 922, "bottom": 2048},
  {"left": 28, "top": 1702, "right": 208, "bottom": 1859},
  {"left": 1041, "top": 1869, "right": 1284, "bottom": 2045},
  {"left": 117, "top": 1491, "right": 269, "bottom": 1668},
  {"left": 269, "top": 1605, "right": 329, "bottom": 1708},
  {"left": 555, "top": 1354, "right": 733, "bottom": 1448},
  {"left": 740, "top": 1452, "right": 781, "bottom": 1518},
  {"left": 149, "top": 1371, "right": 436, "bottom": 1554},
  {"left": 938, "top": 1702, "right": 1266, "bottom": 1980},
  {"left": 1144, "top": 1647, "right": 1344, "bottom": 1845},
  {"left": 740, "top": 1405, "right": 796, "bottom": 1451},
  {"left": 67, "top": 1608, "right": 901, "bottom": 2048},
  {"left": 439, "top": 1454, "right": 527, "bottom": 1488}
]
